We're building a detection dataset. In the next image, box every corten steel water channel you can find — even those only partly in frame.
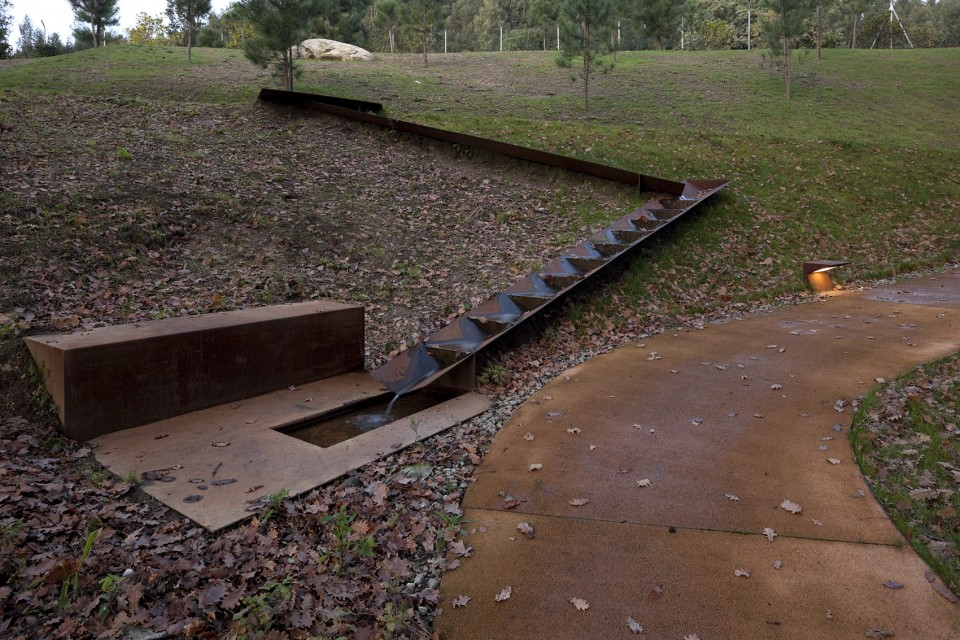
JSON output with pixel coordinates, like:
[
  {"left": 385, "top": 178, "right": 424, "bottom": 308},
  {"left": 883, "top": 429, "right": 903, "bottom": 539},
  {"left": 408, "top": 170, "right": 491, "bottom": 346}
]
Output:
[{"left": 258, "top": 89, "right": 729, "bottom": 397}]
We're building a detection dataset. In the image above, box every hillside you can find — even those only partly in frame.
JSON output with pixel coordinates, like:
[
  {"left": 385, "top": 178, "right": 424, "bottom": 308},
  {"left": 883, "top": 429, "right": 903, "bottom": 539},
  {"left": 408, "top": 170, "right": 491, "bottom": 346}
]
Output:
[{"left": 1, "top": 46, "right": 958, "bottom": 638}]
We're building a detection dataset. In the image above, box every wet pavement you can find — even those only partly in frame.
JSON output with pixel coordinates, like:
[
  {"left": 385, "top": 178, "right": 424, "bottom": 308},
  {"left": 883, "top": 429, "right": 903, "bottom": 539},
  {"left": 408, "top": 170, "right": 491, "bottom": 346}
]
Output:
[{"left": 437, "top": 272, "right": 960, "bottom": 639}]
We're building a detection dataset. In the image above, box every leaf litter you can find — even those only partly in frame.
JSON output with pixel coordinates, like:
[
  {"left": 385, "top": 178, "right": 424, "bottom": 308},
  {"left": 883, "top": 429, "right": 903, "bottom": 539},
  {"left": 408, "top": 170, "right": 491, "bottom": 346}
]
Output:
[{"left": 1, "top": 70, "right": 957, "bottom": 638}]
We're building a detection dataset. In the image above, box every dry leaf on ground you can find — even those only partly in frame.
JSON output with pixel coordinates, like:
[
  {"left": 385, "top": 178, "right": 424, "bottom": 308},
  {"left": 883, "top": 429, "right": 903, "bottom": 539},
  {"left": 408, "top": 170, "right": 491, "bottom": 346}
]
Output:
[
  {"left": 449, "top": 539, "right": 473, "bottom": 558},
  {"left": 570, "top": 597, "right": 589, "bottom": 611},
  {"left": 780, "top": 499, "right": 803, "bottom": 514},
  {"left": 626, "top": 616, "right": 643, "bottom": 633},
  {"left": 495, "top": 586, "right": 512, "bottom": 602}
]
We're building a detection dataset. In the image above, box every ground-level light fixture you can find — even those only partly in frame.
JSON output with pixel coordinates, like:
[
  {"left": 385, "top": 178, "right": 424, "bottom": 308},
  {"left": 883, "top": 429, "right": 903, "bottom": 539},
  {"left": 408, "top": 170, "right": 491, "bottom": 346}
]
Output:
[{"left": 803, "top": 259, "right": 850, "bottom": 293}]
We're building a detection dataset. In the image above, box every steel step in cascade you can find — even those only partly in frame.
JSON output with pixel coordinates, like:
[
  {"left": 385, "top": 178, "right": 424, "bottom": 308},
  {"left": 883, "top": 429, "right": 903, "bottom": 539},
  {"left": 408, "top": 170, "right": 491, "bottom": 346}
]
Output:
[
  {"left": 370, "top": 182, "right": 727, "bottom": 396},
  {"left": 257, "top": 88, "right": 728, "bottom": 397}
]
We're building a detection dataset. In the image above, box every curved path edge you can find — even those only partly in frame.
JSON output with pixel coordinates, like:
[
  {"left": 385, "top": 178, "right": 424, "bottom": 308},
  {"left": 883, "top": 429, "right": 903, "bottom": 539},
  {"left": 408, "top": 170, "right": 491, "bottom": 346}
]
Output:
[{"left": 438, "top": 272, "right": 960, "bottom": 639}]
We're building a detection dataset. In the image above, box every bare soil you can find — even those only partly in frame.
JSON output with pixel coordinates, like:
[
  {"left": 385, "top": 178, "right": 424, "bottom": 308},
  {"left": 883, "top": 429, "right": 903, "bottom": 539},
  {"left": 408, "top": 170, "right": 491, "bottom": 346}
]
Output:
[{"left": 0, "top": 90, "right": 644, "bottom": 639}]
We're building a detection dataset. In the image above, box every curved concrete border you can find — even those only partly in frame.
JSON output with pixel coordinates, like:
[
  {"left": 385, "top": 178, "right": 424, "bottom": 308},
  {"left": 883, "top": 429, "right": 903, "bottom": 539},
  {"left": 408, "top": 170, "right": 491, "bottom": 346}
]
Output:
[{"left": 437, "top": 273, "right": 960, "bottom": 639}]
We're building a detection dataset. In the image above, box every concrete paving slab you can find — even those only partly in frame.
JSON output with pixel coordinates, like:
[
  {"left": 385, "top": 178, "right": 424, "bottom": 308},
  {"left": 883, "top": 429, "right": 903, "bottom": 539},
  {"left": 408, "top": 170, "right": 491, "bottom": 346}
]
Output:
[
  {"left": 857, "top": 271, "right": 960, "bottom": 307},
  {"left": 438, "top": 510, "right": 960, "bottom": 640},
  {"left": 465, "top": 297, "right": 958, "bottom": 544},
  {"left": 440, "top": 273, "right": 960, "bottom": 638},
  {"left": 93, "top": 373, "right": 491, "bottom": 531}
]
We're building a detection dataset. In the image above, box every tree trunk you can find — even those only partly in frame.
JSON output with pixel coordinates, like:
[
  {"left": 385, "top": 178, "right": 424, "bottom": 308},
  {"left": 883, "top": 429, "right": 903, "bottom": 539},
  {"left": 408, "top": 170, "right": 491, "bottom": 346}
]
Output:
[
  {"left": 784, "top": 35, "right": 791, "bottom": 99},
  {"left": 583, "top": 19, "right": 589, "bottom": 112},
  {"left": 852, "top": 15, "right": 858, "bottom": 49},
  {"left": 284, "top": 48, "right": 293, "bottom": 91},
  {"left": 188, "top": 27, "right": 193, "bottom": 63},
  {"left": 816, "top": 6, "right": 821, "bottom": 60},
  {"left": 422, "top": 8, "right": 428, "bottom": 67}
]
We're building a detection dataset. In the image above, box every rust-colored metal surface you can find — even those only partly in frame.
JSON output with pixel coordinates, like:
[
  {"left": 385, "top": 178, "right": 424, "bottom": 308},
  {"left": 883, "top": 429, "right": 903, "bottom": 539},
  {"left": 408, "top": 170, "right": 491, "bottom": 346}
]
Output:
[
  {"left": 258, "top": 88, "right": 682, "bottom": 192},
  {"left": 259, "top": 88, "right": 383, "bottom": 113},
  {"left": 24, "top": 302, "right": 365, "bottom": 441},
  {"left": 370, "top": 182, "right": 727, "bottom": 394},
  {"left": 256, "top": 89, "right": 729, "bottom": 396}
]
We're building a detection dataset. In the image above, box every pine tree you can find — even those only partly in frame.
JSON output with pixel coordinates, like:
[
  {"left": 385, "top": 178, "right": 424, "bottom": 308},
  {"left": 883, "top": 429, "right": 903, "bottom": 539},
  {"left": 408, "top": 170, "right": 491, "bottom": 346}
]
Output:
[
  {"left": 167, "top": 0, "right": 213, "bottom": 62},
  {"left": 68, "top": 0, "right": 120, "bottom": 48},
  {"left": 238, "top": 0, "right": 323, "bottom": 91},
  {"left": 558, "top": 0, "right": 613, "bottom": 112},
  {"left": 0, "top": 0, "right": 12, "bottom": 59},
  {"left": 634, "top": 0, "right": 680, "bottom": 50},
  {"left": 763, "top": 0, "right": 814, "bottom": 98}
]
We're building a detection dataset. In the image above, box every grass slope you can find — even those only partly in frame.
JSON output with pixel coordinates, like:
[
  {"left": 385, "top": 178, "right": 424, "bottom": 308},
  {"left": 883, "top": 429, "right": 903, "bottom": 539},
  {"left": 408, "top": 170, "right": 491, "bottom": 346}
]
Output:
[{"left": 1, "top": 46, "right": 959, "bottom": 634}]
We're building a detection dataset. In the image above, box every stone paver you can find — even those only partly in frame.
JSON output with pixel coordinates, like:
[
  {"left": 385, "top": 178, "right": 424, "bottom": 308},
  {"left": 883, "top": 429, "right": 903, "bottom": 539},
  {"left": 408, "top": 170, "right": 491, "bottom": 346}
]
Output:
[{"left": 437, "top": 273, "right": 960, "bottom": 639}]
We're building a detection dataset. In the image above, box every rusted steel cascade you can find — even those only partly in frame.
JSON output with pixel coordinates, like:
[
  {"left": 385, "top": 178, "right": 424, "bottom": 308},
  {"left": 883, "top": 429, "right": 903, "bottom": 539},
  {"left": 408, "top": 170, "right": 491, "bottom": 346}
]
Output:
[{"left": 258, "top": 89, "right": 729, "bottom": 396}]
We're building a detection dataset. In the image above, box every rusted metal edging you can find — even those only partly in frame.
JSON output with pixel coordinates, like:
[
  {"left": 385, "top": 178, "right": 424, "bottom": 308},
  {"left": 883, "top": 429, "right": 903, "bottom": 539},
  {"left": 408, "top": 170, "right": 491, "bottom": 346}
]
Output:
[
  {"left": 259, "top": 87, "right": 384, "bottom": 113},
  {"left": 369, "top": 181, "right": 728, "bottom": 395},
  {"left": 255, "top": 88, "right": 728, "bottom": 396},
  {"left": 258, "top": 88, "right": 684, "bottom": 194}
]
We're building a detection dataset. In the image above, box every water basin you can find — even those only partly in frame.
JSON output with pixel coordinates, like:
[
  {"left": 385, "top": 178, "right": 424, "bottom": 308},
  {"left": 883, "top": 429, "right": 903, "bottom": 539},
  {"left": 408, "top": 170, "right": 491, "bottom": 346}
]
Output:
[{"left": 282, "top": 387, "right": 464, "bottom": 448}]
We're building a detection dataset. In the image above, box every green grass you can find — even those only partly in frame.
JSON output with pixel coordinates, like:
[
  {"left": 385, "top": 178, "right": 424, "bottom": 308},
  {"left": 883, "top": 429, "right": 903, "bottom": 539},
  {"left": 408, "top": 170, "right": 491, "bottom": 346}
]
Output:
[
  {"left": 851, "top": 355, "right": 960, "bottom": 596},
  {"left": 2, "top": 37, "right": 959, "bottom": 614},
  {"left": 2, "top": 45, "right": 957, "bottom": 316}
]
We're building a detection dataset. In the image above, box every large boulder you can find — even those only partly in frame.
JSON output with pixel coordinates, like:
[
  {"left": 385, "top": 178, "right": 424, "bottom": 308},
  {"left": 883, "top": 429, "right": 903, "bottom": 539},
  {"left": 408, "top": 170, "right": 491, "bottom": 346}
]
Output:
[{"left": 297, "top": 39, "right": 373, "bottom": 61}]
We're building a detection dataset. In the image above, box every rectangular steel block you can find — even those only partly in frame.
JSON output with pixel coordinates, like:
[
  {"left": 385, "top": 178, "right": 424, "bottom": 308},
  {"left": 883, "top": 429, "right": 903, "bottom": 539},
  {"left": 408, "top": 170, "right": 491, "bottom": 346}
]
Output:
[{"left": 24, "top": 302, "right": 364, "bottom": 441}]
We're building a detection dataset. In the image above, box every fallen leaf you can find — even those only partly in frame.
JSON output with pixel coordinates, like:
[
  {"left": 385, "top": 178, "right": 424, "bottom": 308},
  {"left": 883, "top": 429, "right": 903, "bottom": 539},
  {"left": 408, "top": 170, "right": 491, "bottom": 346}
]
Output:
[
  {"left": 770, "top": 384, "right": 783, "bottom": 390},
  {"left": 780, "top": 499, "right": 803, "bottom": 514},
  {"left": 569, "top": 597, "right": 589, "bottom": 611},
  {"left": 449, "top": 540, "right": 473, "bottom": 558},
  {"left": 763, "top": 527, "right": 777, "bottom": 542},
  {"left": 517, "top": 522, "right": 535, "bottom": 539},
  {"left": 650, "top": 585, "right": 664, "bottom": 599},
  {"left": 495, "top": 586, "right": 512, "bottom": 602},
  {"left": 812, "top": 519, "right": 824, "bottom": 526},
  {"left": 153, "top": 433, "right": 169, "bottom": 440},
  {"left": 827, "top": 458, "right": 841, "bottom": 465},
  {"left": 523, "top": 432, "right": 535, "bottom": 442},
  {"left": 589, "top": 444, "right": 597, "bottom": 451},
  {"left": 773, "top": 560, "right": 783, "bottom": 570},
  {"left": 529, "top": 463, "right": 543, "bottom": 471},
  {"left": 566, "top": 428, "right": 581, "bottom": 434},
  {"left": 882, "top": 581, "right": 903, "bottom": 590},
  {"left": 452, "top": 594, "right": 470, "bottom": 608},
  {"left": 864, "top": 629, "right": 895, "bottom": 638},
  {"left": 826, "top": 610, "right": 834, "bottom": 620},
  {"left": 569, "top": 498, "right": 589, "bottom": 506},
  {"left": 183, "top": 495, "right": 203, "bottom": 503},
  {"left": 734, "top": 568, "right": 751, "bottom": 577},
  {"left": 684, "top": 635, "right": 701, "bottom": 640},
  {"left": 626, "top": 616, "right": 643, "bottom": 633},
  {"left": 211, "top": 478, "right": 236, "bottom": 486},
  {"left": 211, "top": 441, "right": 230, "bottom": 447},
  {"left": 547, "top": 411, "right": 565, "bottom": 418},
  {"left": 636, "top": 479, "right": 652, "bottom": 487},
  {"left": 724, "top": 493, "right": 740, "bottom": 502}
]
